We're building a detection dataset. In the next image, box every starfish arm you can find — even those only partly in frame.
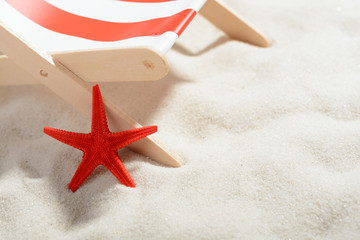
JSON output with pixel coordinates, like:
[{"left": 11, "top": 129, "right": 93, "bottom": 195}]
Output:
[
  {"left": 102, "top": 152, "right": 136, "bottom": 188},
  {"left": 68, "top": 152, "right": 98, "bottom": 192},
  {"left": 91, "top": 84, "right": 110, "bottom": 134},
  {"left": 44, "top": 127, "right": 91, "bottom": 150},
  {"left": 109, "top": 126, "right": 158, "bottom": 149}
]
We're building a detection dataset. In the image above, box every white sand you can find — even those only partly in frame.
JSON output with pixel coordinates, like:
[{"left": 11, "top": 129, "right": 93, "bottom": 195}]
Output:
[{"left": 1, "top": 0, "right": 360, "bottom": 239}]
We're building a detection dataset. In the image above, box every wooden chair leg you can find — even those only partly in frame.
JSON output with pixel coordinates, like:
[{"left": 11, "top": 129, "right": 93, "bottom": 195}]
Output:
[
  {"left": 199, "top": 0, "right": 271, "bottom": 47},
  {"left": 0, "top": 25, "right": 182, "bottom": 167}
]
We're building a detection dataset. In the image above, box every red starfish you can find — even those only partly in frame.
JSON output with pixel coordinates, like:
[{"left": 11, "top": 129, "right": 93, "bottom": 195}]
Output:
[{"left": 44, "top": 84, "right": 157, "bottom": 191}]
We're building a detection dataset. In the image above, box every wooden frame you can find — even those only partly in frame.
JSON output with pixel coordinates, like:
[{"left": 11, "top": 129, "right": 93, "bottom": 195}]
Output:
[
  {"left": 0, "top": 0, "right": 270, "bottom": 167},
  {"left": 0, "top": 24, "right": 183, "bottom": 167}
]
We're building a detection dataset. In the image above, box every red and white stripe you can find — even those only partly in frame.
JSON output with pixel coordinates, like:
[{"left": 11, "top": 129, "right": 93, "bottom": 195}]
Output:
[{"left": 0, "top": 0, "right": 206, "bottom": 53}]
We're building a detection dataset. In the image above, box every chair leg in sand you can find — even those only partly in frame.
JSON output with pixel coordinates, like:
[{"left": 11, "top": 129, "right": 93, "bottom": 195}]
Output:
[{"left": 200, "top": 0, "right": 270, "bottom": 47}]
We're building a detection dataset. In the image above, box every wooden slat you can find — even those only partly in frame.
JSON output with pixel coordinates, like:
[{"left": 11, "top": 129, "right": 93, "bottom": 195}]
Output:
[
  {"left": 0, "top": 54, "right": 39, "bottom": 85},
  {"left": 200, "top": 0, "right": 271, "bottom": 47},
  {"left": 53, "top": 47, "right": 169, "bottom": 82},
  {"left": 0, "top": 23, "right": 182, "bottom": 167}
]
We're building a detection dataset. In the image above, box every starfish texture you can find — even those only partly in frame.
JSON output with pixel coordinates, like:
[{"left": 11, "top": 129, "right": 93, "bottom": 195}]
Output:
[{"left": 44, "top": 84, "right": 157, "bottom": 191}]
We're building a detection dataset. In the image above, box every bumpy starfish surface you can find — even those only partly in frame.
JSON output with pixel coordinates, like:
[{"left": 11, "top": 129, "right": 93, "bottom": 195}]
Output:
[{"left": 44, "top": 85, "right": 157, "bottom": 191}]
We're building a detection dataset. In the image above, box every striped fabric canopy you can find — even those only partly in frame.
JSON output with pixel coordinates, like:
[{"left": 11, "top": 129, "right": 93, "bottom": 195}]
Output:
[{"left": 0, "top": 0, "right": 206, "bottom": 53}]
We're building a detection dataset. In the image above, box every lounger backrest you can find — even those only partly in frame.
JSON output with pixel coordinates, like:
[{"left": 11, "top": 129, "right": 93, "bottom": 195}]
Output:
[{"left": 0, "top": 0, "right": 207, "bottom": 54}]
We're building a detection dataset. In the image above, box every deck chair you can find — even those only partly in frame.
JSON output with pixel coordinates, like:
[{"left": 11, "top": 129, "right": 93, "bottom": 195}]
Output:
[{"left": 0, "top": 0, "right": 270, "bottom": 167}]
